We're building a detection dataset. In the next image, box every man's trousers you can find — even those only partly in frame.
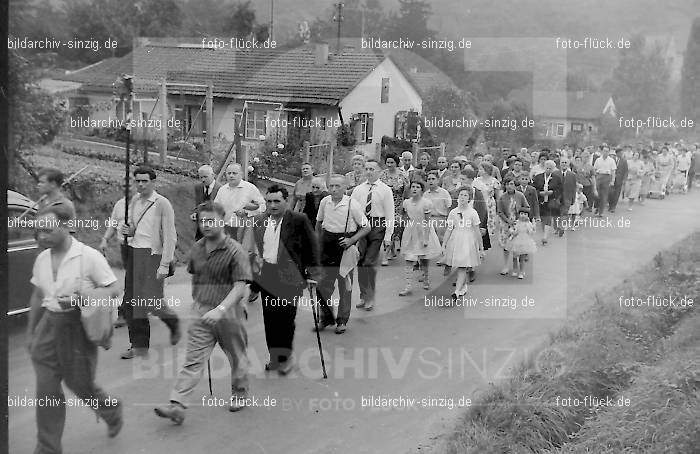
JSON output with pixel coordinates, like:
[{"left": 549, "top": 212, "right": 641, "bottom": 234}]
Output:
[
  {"left": 356, "top": 223, "right": 386, "bottom": 304},
  {"left": 316, "top": 230, "right": 353, "bottom": 325},
  {"left": 257, "top": 262, "right": 303, "bottom": 365},
  {"left": 123, "top": 246, "right": 179, "bottom": 349},
  {"left": 169, "top": 302, "right": 249, "bottom": 407},
  {"left": 30, "top": 310, "right": 121, "bottom": 454}
]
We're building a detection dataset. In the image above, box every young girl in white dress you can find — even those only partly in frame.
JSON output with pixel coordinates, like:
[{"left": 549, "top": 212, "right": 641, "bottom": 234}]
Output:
[
  {"left": 508, "top": 208, "right": 537, "bottom": 279},
  {"left": 567, "top": 183, "right": 587, "bottom": 230},
  {"left": 442, "top": 187, "right": 482, "bottom": 300},
  {"left": 399, "top": 180, "right": 442, "bottom": 295}
]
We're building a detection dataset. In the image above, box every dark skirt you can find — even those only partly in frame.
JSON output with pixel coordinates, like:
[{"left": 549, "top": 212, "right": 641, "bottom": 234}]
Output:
[{"left": 482, "top": 231, "right": 491, "bottom": 250}]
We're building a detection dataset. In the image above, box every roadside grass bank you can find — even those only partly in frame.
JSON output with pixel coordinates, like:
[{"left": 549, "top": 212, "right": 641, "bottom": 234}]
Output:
[{"left": 422, "top": 231, "right": 700, "bottom": 454}]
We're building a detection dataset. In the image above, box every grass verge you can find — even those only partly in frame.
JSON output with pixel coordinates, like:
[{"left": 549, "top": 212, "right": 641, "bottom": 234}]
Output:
[{"left": 423, "top": 231, "right": 700, "bottom": 454}]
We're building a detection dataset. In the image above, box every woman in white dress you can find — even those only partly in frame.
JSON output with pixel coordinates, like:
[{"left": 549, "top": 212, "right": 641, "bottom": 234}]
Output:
[{"left": 442, "top": 187, "right": 482, "bottom": 300}]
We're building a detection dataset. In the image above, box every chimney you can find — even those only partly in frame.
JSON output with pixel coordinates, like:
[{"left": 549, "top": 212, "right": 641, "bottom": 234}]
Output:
[{"left": 314, "top": 43, "right": 329, "bottom": 65}]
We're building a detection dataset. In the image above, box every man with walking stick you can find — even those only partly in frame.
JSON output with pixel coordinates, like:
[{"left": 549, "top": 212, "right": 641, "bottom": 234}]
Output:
[
  {"left": 250, "top": 185, "right": 322, "bottom": 375},
  {"left": 154, "top": 201, "right": 253, "bottom": 424}
]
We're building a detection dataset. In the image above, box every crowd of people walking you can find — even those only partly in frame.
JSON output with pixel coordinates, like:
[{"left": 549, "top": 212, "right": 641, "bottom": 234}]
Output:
[{"left": 21, "top": 139, "right": 699, "bottom": 450}]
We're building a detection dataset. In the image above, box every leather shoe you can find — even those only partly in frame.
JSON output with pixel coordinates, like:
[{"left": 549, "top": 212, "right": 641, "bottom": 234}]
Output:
[
  {"left": 335, "top": 323, "right": 347, "bottom": 334},
  {"left": 312, "top": 320, "right": 334, "bottom": 332},
  {"left": 106, "top": 401, "right": 123, "bottom": 437},
  {"left": 154, "top": 402, "right": 185, "bottom": 425},
  {"left": 264, "top": 361, "right": 279, "bottom": 371},
  {"left": 355, "top": 299, "right": 365, "bottom": 309},
  {"left": 120, "top": 348, "right": 135, "bottom": 359},
  {"left": 229, "top": 393, "right": 248, "bottom": 412},
  {"left": 278, "top": 356, "right": 295, "bottom": 375}
]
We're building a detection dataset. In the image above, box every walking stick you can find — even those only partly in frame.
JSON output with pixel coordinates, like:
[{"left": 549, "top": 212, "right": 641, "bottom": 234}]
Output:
[
  {"left": 308, "top": 284, "right": 328, "bottom": 379},
  {"left": 207, "top": 360, "right": 213, "bottom": 395}
]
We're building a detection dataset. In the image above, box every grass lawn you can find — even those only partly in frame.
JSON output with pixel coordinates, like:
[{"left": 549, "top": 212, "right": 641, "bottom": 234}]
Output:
[{"left": 423, "top": 232, "right": 700, "bottom": 454}]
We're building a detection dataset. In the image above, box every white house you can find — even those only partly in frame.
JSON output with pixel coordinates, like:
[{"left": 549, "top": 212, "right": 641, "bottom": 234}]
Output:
[{"left": 47, "top": 40, "right": 452, "bottom": 160}]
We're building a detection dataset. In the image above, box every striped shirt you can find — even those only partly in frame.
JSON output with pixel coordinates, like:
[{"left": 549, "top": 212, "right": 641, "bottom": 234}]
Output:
[{"left": 187, "top": 235, "right": 252, "bottom": 308}]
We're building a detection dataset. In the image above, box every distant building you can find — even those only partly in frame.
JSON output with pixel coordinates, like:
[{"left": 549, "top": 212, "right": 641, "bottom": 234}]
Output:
[{"left": 509, "top": 88, "right": 617, "bottom": 141}]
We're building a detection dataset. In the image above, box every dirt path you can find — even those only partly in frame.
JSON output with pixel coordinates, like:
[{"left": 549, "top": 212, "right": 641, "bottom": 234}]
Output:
[{"left": 8, "top": 191, "right": 700, "bottom": 454}]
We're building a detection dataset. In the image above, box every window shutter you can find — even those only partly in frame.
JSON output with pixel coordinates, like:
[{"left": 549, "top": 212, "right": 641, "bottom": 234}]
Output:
[
  {"left": 381, "top": 77, "right": 390, "bottom": 103},
  {"left": 367, "top": 114, "right": 374, "bottom": 143}
]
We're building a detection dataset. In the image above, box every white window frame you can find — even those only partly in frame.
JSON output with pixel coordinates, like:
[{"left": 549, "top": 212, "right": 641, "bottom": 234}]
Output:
[
  {"left": 245, "top": 110, "right": 267, "bottom": 139},
  {"left": 556, "top": 123, "right": 565, "bottom": 137}
]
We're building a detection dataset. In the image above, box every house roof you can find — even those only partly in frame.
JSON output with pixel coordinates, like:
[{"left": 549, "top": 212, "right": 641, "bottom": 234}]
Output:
[
  {"left": 508, "top": 88, "right": 615, "bottom": 120},
  {"left": 332, "top": 38, "right": 461, "bottom": 97},
  {"left": 52, "top": 40, "right": 459, "bottom": 105},
  {"left": 53, "top": 43, "right": 387, "bottom": 105}
]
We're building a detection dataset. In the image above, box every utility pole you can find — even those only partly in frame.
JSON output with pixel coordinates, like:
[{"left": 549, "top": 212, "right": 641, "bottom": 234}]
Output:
[
  {"left": 333, "top": 3, "right": 344, "bottom": 54},
  {"left": 269, "top": 0, "right": 274, "bottom": 42}
]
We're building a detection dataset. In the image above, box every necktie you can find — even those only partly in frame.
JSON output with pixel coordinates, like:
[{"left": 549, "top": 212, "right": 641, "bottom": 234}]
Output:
[
  {"left": 204, "top": 186, "right": 209, "bottom": 200},
  {"left": 365, "top": 184, "right": 373, "bottom": 216}
]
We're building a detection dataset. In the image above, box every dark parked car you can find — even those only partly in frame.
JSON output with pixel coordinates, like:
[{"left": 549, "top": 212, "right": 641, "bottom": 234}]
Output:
[{"left": 7, "top": 190, "right": 40, "bottom": 316}]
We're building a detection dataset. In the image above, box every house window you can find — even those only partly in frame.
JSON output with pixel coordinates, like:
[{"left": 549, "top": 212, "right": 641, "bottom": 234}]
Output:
[
  {"left": 358, "top": 113, "right": 373, "bottom": 143},
  {"left": 555, "top": 123, "right": 565, "bottom": 137},
  {"left": 174, "top": 104, "right": 207, "bottom": 137},
  {"left": 116, "top": 100, "right": 141, "bottom": 124},
  {"left": 571, "top": 122, "right": 583, "bottom": 132},
  {"left": 395, "top": 110, "right": 419, "bottom": 141},
  {"left": 381, "top": 77, "right": 390, "bottom": 103},
  {"left": 245, "top": 110, "right": 267, "bottom": 139}
]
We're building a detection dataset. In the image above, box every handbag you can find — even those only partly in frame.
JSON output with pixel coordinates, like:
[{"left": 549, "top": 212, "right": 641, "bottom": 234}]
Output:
[
  {"left": 78, "top": 246, "right": 117, "bottom": 349},
  {"left": 340, "top": 198, "right": 359, "bottom": 267}
]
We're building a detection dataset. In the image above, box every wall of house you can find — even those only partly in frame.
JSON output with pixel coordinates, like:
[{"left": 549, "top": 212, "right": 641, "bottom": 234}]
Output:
[
  {"left": 339, "top": 58, "right": 422, "bottom": 153},
  {"left": 538, "top": 117, "right": 599, "bottom": 140}
]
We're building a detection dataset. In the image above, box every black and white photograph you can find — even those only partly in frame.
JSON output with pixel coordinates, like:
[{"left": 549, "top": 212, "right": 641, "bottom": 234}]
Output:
[{"left": 3, "top": 0, "right": 700, "bottom": 452}]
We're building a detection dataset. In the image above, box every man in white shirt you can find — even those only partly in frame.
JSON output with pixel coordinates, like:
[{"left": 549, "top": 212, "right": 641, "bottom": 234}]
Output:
[
  {"left": 399, "top": 151, "right": 415, "bottom": 179},
  {"left": 315, "top": 175, "right": 370, "bottom": 333},
  {"left": 351, "top": 159, "right": 395, "bottom": 311},
  {"left": 27, "top": 205, "right": 123, "bottom": 453},
  {"left": 592, "top": 145, "right": 617, "bottom": 216},
  {"left": 118, "top": 166, "right": 180, "bottom": 359},
  {"left": 214, "top": 163, "right": 265, "bottom": 241},
  {"left": 424, "top": 171, "right": 451, "bottom": 241}
]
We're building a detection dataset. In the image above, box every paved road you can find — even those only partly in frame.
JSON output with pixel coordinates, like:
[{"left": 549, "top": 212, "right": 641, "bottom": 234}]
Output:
[{"left": 8, "top": 191, "right": 700, "bottom": 454}]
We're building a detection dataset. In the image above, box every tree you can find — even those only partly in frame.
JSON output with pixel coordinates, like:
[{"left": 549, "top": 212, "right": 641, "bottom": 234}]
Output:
[
  {"left": 223, "top": 1, "right": 257, "bottom": 38},
  {"left": 422, "top": 86, "right": 477, "bottom": 148},
  {"left": 307, "top": 0, "right": 387, "bottom": 45},
  {"left": 681, "top": 17, "right": 700, "bottom": 124},
  {"left": 386, "top": 0, "right": 435, "bottom": 57},
  {"left": 605, "top": 34, "right": 672, "bottom": 120},
  {"left": 481, "top": 100, "right": 534, "bottom": 148},
  {"left": 8, "top": 50, "right": 68, "bottom": 179}
]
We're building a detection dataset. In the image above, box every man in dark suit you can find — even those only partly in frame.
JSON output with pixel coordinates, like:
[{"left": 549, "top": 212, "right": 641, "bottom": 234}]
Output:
[
  {"left": 450, "top": 168, "right": 488, "bottom": 282},
  {"left": 532, "top": 160, "right": 563, "bottom": 244},
  {"left": 250, "top": 184, "right": 321, "bottom": 375},
  {"left": 559, "top": 157, "right": 578, "bottom": 235},
  {"left": 608, "top": 147, "right": 628, "bottom": 213},
  {"left": 516, "top": 172, "right": 540, "bottom": 221},
  {"left": 192, "top": 165, "right": 222, "bottom": 240}
]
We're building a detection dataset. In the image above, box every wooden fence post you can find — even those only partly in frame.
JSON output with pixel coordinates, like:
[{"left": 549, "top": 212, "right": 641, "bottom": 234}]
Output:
[{"left": 160, "top": 78, "right": 168, "bottom": 164}]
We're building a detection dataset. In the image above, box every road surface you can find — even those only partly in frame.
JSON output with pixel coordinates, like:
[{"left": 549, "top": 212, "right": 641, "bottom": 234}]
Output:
[{"left": 8, "top": 191, "right": 700, "bottom": 454}]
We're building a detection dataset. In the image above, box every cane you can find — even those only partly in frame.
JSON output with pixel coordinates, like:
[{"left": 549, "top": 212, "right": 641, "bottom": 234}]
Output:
[
  {"left": 207, "top": 360, "right": 213, "bottom": 395},
  {"left": 308, "top": 284, "right": 328, "bottom": 379}
]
